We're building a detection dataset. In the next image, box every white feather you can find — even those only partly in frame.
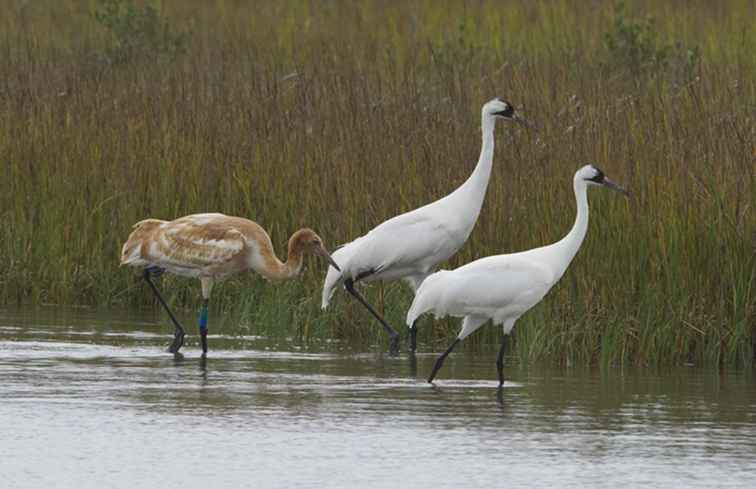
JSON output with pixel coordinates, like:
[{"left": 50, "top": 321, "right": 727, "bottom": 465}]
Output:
[
  {"left": 322, "top": 98, "right": 519, "bottom": 320},
  {"left": 408, "top": 164, "right": 626, "bottom": 341}
]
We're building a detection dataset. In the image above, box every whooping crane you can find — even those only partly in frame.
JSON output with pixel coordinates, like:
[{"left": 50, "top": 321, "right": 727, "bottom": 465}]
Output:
[
  {"left": 406, "top": 165, "right": 628, "bottom": 386},
  {"left": 121, "top": 213, "right": 340, "bottom": 356},
  {"left": 322, "top": 98, "right": 530, "bottom": 355}
]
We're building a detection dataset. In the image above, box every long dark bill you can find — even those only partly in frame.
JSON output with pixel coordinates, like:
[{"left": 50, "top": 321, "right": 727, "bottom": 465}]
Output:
[
  {"left": 322, "top": 248, "right": 341, "bottom": 271},
  {"left": 602, "top": 177, "right": 629, "bottom": 197},
  {"left": 512, "top": 114, "right": 535, "bottom": 130}
]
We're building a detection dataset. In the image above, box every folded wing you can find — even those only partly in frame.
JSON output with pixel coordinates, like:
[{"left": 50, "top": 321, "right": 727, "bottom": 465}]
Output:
[
  {"left": 122, "top": 214, "right": 247, "bottom": 274},
  {"left": 407, "top": 256, "right": 555, "bottom": 325}
]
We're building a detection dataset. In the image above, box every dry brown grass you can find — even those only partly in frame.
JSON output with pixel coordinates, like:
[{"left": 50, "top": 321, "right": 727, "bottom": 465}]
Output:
[{"left": 1, "top": 0, "right": 754, "bottom": 365}]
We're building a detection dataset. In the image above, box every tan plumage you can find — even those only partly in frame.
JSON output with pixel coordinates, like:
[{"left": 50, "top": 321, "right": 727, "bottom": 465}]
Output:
[
  {"left": 121, "top": 213, "right": 336, "bottom": 282},
  {"left": 120, "top": 212, "right": 340, "bottom": 355}
]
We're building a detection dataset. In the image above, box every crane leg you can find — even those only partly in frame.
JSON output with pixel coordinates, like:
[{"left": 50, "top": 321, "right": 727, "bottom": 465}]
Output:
[
  {"left": 199, "top": 278, "right": 213, "bottom": 357},
  {"left": 409, "top": 318, "right": 419, "bottom": 353},
  {"left": 428, "top": 338, "right": 461, "bottom": 383},
  {"left": 143, "top": 268, "right": 185, "bottom": 354},
  {"left": 408, "top": 351, "right": 418, "bottom": 378},
  {"left": 344, "top": 278, "right": 400, "bottom": 355},
  {"left": 496, "top": 335, "right": 507, "bottom": 388},
  {"left": 198, "top": 299, "right": 209, "bottom": 357}
]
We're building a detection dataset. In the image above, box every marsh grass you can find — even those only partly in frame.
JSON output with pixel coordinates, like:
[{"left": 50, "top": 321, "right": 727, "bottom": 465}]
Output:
[{"left": 1, "top": 0, "right": 754, "bottom": 366}]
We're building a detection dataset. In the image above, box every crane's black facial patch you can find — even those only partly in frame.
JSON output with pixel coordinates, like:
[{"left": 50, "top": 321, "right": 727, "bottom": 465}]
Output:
[
  {"left": 585, "top": 167, "right": 605, "bottom": 183},
  {"left": 493, "top": 102, "right": 515, "bottom": 118}
]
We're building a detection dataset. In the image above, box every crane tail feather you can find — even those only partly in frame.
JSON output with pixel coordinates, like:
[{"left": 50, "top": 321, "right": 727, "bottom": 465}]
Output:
[
  {"left": 321, "top": 265, "right": 344, "bottom": 309},
  {"left": 120, "top": 219, "right": 165, "bottom": 267},
  {"left": 405, "top": 270, "right": 449, "bottom": 326},
  {"left": 321, "top": 243, "right": 358, "bottom": 309}
]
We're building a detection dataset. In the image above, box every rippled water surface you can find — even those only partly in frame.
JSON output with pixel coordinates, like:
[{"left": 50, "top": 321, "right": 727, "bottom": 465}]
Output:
[{"left": 1, "top": 307, "right": 755, "bottom": 489}]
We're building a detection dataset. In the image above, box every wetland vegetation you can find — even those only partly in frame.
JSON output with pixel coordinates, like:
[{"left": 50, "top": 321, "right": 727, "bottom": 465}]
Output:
[{"left": 1, "top": 0, "right": 754, "bottom": 366}]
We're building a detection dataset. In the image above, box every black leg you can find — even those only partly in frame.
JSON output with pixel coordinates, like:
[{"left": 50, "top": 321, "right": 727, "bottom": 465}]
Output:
[
  {"left": 496, "top": 334, "right": 508, "bottom": 388},
  {"left": 145, "top": 265, "right": 164, "bottom": 278},
  {"left": 427, "top": 338, "right": 461, "bottom": 384},
  {"left": 143, "top": 269, "right": 186, "bottom": 354},
  {"left": 198, "top": 299, "right": 209, "bottom": 357},
  {"left": 344, "top": 278, "right": 400, "bottom": 356},
  {"left": 408, "top": 351, "right": 418, "bottom": 378},
  {"left": 409, "top": 318, "right": 419, "bottom": 352}
]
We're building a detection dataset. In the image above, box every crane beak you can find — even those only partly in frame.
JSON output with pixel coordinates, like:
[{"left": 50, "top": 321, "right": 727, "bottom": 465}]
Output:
[
  {"left": 602, "top": 177, "right": 630, "bottom": 197},
  {"left": 318, "top": 246, "right": 341, "bottom": 271},
  {"left": 512, "top": 114, "right": 535, "bottom": 130}
]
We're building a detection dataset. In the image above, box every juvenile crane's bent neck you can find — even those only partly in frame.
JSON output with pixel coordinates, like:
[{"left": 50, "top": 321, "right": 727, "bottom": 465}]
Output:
[{"left": 258, "top": 241, "right": 305, "bottom": 281}]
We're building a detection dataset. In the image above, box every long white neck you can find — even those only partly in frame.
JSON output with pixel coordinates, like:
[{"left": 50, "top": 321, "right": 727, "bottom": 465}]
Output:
[
  {"left": 551, "top": 178, "right": 590, "bottom": 279},
  {"left": 448, "top": 113, "right": 497, "bottom": 216}
]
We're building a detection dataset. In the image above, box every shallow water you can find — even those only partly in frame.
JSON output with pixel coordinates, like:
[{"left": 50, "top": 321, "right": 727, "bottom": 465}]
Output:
[{"left": 1, "top": 307, "right": 755, "bottom": 489}]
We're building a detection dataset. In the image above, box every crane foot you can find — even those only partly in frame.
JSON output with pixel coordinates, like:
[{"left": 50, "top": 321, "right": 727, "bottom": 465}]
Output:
[
  {"left": 167, "top": 329, "right": 185, "bottom": 354},
  {"left": 388, "top": 334, "right": 400, "bottom": 356}
]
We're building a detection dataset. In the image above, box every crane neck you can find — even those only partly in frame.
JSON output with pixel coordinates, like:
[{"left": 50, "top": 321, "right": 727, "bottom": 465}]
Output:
[
  {"left": 552, "top": 178, "right": 590, "bottom": 278},
  {"left": 466, "top": 114, "right": 497, "bottom": 192},
  {"left": 450, "top": 113, "right": 497, "bottom": 211},
  {"left": 259, "top": 241, "right": 305, "bottom": 281}
]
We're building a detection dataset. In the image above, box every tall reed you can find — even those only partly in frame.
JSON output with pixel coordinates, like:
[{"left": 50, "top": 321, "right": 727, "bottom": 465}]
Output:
[{"left": 1, "top": 0, "right": 753, "bottom": 366}]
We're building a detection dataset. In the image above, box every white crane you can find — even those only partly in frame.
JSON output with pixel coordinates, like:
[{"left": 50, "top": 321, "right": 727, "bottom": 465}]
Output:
[
  {"left": 322, "top": 98, "right": 530, "bottom": 354},
  {"left": 406, "top": 165, "right": 628, "bottom": 386}
]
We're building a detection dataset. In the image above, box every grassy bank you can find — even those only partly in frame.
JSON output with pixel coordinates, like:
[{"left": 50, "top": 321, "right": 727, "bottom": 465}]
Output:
[{"left": 1, "top": 0, "right": 754, "bottom": 366}]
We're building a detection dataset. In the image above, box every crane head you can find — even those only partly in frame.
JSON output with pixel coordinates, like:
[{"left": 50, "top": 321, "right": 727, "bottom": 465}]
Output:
[
  {"left": 579, "top": 165, "right": 629, "bottom": 197},
  {"left": 289, "top": 229, "right": 341, "bottom": 271},
  {"left": 484, "top": 97, "right": 532, "bottom": 128}
]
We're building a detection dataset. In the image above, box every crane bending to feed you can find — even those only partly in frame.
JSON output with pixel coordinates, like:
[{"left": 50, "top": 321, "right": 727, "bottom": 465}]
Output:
[
  {"left": 322, "top": 98, "right": 530, "bottom": 355},
  {"left": 406, "top": 165, "right": 628, "bottom": 386},
  {"left": 121, "top": 213, "right": 340, "bottom": 356}
]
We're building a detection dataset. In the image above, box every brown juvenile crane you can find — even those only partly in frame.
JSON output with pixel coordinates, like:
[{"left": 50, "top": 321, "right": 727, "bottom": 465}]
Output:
[{"left": 120, "top": 213, "right": 340, "bottom": 356}]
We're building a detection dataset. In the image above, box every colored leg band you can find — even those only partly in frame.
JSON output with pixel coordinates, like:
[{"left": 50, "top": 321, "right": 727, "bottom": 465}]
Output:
[{"left": 198, "top": 304, "right": 209, "bottom": 334}]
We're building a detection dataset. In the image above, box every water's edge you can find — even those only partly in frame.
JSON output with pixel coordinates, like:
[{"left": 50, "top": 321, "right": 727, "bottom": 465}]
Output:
[{"left": 1, "top": 307, "right": 755, "bottom": 489}]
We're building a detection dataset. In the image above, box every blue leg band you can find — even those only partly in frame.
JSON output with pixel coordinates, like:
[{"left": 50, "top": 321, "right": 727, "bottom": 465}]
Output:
[{"left": 198, "top": 303, "right": 209, "bottom": 334}]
